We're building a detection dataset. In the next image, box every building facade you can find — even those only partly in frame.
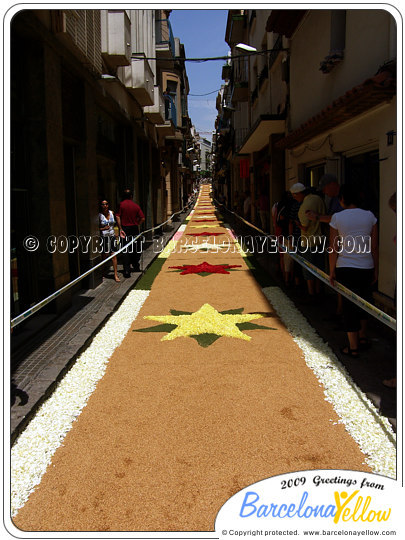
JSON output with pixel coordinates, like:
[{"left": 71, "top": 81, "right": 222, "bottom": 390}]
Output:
[
  {"left": 10, "top": 9, "right": 197, "bottom": 322},
  {"left": 213, "top": 8, "right": 397, "bottom": 310}
]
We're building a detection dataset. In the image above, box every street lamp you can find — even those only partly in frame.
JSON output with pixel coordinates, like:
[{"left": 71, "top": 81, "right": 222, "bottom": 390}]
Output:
[{"left": 235, "top": 43, "right": 257, "bottom": 53}]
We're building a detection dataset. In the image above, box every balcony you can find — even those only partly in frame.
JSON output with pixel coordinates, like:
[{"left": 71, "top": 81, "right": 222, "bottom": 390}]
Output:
[
  {"left": 222, "top": 64, "right": 232, "bottom": 81},
  {"left": 118, "top": 54, "right": 154, "bottom": 106},
  {"left": 227, "top": 12, "right": 247, "bottom": 45},
  {"left": 155, "top": 95, "right": 177, "bottom": 138},
  {"left": 231, "top": 55, "right": 249, "bottom": 102},
  {"left": 54, "top": 10, "right": 103, "bottom": 73},
  {"left": 156, "top": 121, "right": 176, "bottom": 139},
  {"left": 144, "top": 86, "right": 165, "bottom": 124},
  {"left": 166, "top": 128, "right": 184, "bottom": 143},
  {"left": 235, "top": 127, "right": 249, "bottom": 150},
  {"left": 155, "top": 18, "right": 175, "bottom": 58},
  {"left": 101, "top": 10, "right": 131, "bottom": 69}
]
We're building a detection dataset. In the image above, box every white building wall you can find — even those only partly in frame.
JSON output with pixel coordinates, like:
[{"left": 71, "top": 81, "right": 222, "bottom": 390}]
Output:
[
  {"left": 130, "top": 10, "right": 156, "bottom": 77},
  {"left": 290, "top": 9, "right": 395, "bottom": 129},
  {"left": 285, "top": 100, "right": 397, "bottom": 299}
]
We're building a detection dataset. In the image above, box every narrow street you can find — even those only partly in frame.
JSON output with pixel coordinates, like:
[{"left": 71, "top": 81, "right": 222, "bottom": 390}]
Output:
[{"left": 11, "top": 186, "right": 396, "bottom": 532}]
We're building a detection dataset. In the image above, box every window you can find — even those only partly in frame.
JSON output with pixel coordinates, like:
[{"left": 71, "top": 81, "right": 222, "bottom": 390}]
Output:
[
  {"left": 305, "top": 163, "right": 325, "bottom": 188},
  {"left": 330, "top": 10, "right": 346, "bottom": 54},
  {"left": 320, "top": 10, "right": 346, "bottom": 73}
]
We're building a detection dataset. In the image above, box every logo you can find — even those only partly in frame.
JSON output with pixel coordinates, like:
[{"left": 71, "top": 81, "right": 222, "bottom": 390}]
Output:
[{"left": 215, "top": 470, "right": 400, "bottom": 537}]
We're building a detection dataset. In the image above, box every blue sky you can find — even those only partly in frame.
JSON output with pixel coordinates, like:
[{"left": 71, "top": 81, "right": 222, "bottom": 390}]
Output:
[{"left": 170, "top": 9, "right": 229, "bottom": 140}]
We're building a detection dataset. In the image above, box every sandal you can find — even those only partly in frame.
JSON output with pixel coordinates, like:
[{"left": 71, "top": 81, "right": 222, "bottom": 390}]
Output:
[{"left": 340, "top": 346, "right": 360, "bottom": 358}]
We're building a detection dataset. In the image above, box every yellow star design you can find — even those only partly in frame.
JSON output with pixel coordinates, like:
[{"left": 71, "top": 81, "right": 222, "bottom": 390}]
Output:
[{"left": 144, "top": 303, "right": 264, "bottom": 342}]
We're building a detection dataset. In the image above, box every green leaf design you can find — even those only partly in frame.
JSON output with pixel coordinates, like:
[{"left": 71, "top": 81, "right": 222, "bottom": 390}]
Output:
[
  {"left": 169, "top": 309, "right": 193, "bottom": 316},
  {"left": 190, "top": 334, "right": 221, "bottom": 347},
  {"left": 134, "top": 258, "right": 166, "bottom": 290},
  {"left": 220, "top": 308, "right": 244, "bottom": 315},
  {"left": 134, "top": 323, "right": 178, "bottom": 333},
  {"left": 236, "top": 322, "right": 276, "bottom": 331}
]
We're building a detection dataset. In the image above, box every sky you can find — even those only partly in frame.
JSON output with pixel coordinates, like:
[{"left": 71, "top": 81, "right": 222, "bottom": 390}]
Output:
[{"left": 169, "top": 9, "right": 230, "bottom": 140}]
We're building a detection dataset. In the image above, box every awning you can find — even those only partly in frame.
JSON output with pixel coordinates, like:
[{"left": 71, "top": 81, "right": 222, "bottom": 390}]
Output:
[
  {"left": 238, "top": 114, "right": 285, "bottom": 154},
  {"left": 276, "top": 63, "right": 396, "bottom": 150}
]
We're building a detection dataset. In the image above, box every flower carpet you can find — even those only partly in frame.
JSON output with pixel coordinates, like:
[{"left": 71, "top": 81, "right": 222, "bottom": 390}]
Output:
[{"left": 11, "top": 186, "right": 396, "bottom": 532}]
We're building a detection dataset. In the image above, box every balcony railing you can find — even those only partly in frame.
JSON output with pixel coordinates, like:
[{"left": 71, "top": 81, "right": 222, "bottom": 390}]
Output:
[
  {"left": 235, "top": 127, "right": 249, "bottom": 150},
  {"left": 232, "top": 54, "right": 249, "bottom": 102},
  {"left": 233, "top": 55, "right": 249, "bottom": 85}
]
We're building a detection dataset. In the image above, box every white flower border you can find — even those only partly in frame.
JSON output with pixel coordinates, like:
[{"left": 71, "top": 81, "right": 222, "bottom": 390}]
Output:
[
  {"left": 11, "top": 289, "right": 150, "bottom": 517},
  {"left": 262, "top": 286, "right": 396, "bottom": 479}
]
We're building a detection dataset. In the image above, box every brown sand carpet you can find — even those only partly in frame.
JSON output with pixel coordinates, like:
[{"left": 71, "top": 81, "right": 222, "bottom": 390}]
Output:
[{"left": 13, "top": 188, "right": 370, "bottom": 532}]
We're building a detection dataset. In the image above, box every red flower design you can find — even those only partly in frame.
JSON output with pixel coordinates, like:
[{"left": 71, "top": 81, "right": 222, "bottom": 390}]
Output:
[{"left": 169, "top": 261, "right": 242, "bottom": 275}]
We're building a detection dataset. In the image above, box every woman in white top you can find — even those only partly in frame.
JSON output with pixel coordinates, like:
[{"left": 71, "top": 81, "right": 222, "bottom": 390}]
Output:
[
  {"left": 99, "top": 199, "right": 120, "bottom": 282},
  {"left": 329, "top": 184, "right": 378, "bottom": 357}
]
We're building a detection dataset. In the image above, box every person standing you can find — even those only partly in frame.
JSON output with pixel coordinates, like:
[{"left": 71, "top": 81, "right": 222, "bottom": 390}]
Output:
[
  {"left": 272, "top": 191, "right": 292, "bottom": 284},
  {"left": 99, "top": 199, "right": 120, "bottom": 282},
  {"left": 115, "top": 189, "right": 145, "bottom": 278},
  {"left": 329, "top": 184, "right": 378, "bottom": 357},
  {"left": 290, "top": 182, "right": 326, "bottom": 296},
  {"left": 305, "top": 174, "right": 342, "bottom": 223},
  {"left": 305, "top": 174, "right": 344, "bottom": 317}
]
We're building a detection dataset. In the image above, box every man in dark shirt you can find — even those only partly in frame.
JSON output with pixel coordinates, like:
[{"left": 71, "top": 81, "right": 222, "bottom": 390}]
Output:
[{"left": 115, "top": 189, "right": 145, "bottom": 277}]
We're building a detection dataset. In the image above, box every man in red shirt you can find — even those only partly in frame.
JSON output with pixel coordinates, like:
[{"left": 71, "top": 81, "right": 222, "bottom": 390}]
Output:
[{"left": 115, "top": 189, "right": 145, "bottom": 277}]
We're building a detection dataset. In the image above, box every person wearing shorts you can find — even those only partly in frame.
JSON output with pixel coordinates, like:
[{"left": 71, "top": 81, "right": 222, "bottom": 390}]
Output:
[
  {"left": 99, "top": 199, "right": 120, "bottom": 282},
  {"left": 329, "top": 184, "right": 378, "bottom": 358}
]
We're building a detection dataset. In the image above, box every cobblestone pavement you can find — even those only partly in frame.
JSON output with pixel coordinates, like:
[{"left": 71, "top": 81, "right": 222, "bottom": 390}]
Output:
[{"left": 10, "top": 217, "right": 186, "bottom": 441}]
